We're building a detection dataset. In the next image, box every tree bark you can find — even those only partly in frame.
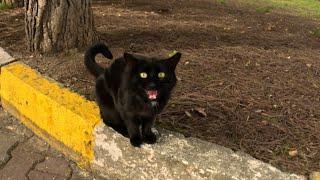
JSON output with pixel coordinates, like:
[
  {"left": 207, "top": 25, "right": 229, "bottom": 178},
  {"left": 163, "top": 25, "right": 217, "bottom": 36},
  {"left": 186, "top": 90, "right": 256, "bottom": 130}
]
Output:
[
  {"left": 2, "top": 0, "right": 24, "bottom": 7},
  {"left": 25, "top": 0, "right": 95, "bottom": 53}
]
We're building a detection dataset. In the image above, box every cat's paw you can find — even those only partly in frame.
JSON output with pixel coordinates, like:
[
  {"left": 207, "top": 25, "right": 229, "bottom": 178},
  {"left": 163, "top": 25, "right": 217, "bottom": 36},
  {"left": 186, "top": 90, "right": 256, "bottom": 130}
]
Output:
[
  {"left": 130, "top": 136, "right": 143, "bottom": 147},
  {"left": 144, "top": 132, "right": 157, "bottom": 144}
]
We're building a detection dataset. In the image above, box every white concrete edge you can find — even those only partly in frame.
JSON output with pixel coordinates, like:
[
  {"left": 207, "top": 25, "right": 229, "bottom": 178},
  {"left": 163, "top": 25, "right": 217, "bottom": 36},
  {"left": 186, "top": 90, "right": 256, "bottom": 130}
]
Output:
[
  {"left": 0, "top": 47, "right": 17, "bottom": 67},
  {"left": 93, "top": 123, "right": 305, "bottom": 180}
]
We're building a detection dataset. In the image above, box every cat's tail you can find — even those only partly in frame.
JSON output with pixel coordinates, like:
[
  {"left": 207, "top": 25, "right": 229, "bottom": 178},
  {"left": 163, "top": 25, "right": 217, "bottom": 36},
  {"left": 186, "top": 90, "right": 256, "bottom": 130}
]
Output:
[{"left": 85, "top": 43, "right": 113, "bottom": 78}]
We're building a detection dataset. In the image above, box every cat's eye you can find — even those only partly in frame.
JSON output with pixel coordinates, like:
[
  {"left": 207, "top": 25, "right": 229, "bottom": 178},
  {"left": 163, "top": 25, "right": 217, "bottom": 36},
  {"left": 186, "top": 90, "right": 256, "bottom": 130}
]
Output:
[
  {"left": 158, "top": 72, "right": 166, "bottom": 78},
  {"left": 140, "top": 72, "right": 148, "bottom": 78}
]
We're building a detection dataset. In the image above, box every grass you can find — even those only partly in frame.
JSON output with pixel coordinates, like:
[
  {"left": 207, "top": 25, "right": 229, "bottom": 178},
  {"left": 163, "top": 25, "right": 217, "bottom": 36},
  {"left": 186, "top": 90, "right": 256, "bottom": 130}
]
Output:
[
  {"left": 256, "top": 6, "right": 273, "bottom": 14},
  {"left": 0, "top": 2, "right": 11, "bottom": 10},
  {"left": 312, "top": 28, "right": 320, "bottom": 38},
  {"left": 237, "top": 0, "right": 320, "bottom": 18}
]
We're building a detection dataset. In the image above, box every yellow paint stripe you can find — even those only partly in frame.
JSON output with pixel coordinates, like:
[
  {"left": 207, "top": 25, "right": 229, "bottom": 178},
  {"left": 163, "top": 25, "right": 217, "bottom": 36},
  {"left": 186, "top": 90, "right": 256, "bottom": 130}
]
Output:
[{"left": 0, "top": 62, "right": 102, "bottom": 165}]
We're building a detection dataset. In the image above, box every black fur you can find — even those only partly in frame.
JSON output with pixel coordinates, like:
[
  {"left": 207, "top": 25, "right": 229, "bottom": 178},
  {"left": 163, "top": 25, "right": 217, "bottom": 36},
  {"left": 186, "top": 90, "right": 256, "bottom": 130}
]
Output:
[{"left": 85, "top": 43, "right": 181, "bottom": 147}]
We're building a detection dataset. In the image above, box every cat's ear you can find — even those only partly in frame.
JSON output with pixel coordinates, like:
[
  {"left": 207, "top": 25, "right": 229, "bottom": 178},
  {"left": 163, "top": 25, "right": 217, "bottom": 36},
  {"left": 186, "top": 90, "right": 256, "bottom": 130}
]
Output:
[
  {"left": 124, "top": 52, "right": 138, "bottom": 67},
  {"left": 166, "top": 52, "right": 181, "bottom": 71}
]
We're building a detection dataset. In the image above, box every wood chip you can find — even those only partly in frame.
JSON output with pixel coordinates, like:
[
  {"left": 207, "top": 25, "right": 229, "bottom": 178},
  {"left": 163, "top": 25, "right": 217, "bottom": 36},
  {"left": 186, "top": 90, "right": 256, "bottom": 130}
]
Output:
[{"left": 185, "top": 111, "right": 192, "bottom": 118}]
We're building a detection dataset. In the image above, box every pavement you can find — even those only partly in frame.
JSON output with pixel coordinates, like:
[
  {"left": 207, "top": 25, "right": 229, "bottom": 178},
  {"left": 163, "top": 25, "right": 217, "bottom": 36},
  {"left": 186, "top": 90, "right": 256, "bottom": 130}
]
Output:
[{"left": 0, "top": 107, "right": 104, "bottom": 180}]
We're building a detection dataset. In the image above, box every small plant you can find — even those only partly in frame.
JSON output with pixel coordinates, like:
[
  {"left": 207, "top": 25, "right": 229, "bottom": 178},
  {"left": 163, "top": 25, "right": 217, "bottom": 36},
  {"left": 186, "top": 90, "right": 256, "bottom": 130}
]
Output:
[
  {"left": 312, "top": 28, "right": 320, "bottom": 38},
  {"left": 217, "top": 0, "right": 226, "bottom": 5},
  {"left": 0, "top": 2, "right": 11, "bottom": 10},
  {"left": 256, "top": 6, "right": 273, "bottom": 14}
]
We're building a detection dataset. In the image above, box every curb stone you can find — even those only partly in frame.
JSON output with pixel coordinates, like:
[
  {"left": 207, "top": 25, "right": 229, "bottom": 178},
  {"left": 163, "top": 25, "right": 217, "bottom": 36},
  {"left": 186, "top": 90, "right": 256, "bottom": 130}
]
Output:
[{"left": 0, "top": 47, "right": 306, "bottom": 179}]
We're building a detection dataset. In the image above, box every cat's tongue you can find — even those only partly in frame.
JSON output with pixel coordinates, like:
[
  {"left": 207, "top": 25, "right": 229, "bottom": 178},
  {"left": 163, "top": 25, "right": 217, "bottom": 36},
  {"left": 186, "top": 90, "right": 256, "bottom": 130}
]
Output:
[{"left": 146, "top": 90, "right": 158, "bottom": 100}]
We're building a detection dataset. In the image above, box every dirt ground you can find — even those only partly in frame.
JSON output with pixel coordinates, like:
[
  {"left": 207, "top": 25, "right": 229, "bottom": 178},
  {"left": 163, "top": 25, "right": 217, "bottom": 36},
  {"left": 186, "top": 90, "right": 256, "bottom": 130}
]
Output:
[{"left": 1, "top": 0, "right": 320, "bottom": 175}]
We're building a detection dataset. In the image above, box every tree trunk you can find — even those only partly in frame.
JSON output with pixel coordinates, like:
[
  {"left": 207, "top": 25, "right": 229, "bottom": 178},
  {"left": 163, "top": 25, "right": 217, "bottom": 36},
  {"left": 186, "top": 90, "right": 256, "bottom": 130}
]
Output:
[
  {"left": 2, "top": 0, "right": 24, "bottom": 7},
  {"left": 25, "top": 0, "right": 95, "bottom": 53}
]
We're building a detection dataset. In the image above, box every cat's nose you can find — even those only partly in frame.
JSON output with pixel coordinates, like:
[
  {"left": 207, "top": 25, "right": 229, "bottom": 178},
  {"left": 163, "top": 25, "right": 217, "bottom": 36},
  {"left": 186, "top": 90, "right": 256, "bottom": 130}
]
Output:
[{"left": 148, "top": 83, "right": 156, "bottom": 89}]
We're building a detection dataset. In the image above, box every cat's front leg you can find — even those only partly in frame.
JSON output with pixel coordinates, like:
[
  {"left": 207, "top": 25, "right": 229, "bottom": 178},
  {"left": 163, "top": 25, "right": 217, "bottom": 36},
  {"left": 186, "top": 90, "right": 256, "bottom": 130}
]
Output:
[
  {"left": 124, "top": 116, "right": 143, "bottom": 147},
  {"left": 142, "top": 118, "right": 157, "bottom": 144}
]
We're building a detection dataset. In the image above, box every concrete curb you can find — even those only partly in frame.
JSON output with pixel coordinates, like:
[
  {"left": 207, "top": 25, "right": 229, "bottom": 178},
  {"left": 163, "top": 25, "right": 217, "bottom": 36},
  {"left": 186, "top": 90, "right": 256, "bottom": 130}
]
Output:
[
  {"left": 0, "top": 47, "right": 17, "bottom": 67},
  {"left": 0, "top": 48, "right": 307, "bottom": 179}
]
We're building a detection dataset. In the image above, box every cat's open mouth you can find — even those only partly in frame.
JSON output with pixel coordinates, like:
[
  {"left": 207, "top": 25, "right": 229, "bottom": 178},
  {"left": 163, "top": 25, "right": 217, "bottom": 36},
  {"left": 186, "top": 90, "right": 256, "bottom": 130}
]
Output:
[{"left": 146, "top": 90, "right": 158, "bottom": 100}]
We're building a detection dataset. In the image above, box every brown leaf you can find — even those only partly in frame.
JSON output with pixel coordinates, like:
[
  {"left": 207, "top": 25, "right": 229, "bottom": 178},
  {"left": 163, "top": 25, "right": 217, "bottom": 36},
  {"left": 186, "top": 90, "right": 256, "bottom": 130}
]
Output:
[
  {"left": 288, "top": 149, "right": 298, "bottom": 157},
  {"left": 194, "top": 108, "right": 207, "bottom": 117}
]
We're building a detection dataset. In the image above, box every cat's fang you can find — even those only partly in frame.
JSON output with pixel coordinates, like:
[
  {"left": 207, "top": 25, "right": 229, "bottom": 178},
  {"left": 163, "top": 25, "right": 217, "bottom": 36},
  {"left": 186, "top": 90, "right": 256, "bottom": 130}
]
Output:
[{"left": 146, "top": 90, "right": 158, "bottom": 100}]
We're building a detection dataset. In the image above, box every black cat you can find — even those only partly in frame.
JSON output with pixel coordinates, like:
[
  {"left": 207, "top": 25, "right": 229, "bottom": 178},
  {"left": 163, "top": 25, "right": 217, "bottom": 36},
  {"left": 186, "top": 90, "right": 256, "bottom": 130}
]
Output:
[{"left": 85, "top": 43, "right": 181, "bottom": 147}]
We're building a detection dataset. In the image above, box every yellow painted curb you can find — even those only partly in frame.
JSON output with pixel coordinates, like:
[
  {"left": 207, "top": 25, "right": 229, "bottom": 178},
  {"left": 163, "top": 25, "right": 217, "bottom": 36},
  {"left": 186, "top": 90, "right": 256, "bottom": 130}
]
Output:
[
  {"left": 0, "top": 62, "right": 102, "bottom": 167},
  {"left": 310, "top": 172, "right": 320, "bottom": 180}
]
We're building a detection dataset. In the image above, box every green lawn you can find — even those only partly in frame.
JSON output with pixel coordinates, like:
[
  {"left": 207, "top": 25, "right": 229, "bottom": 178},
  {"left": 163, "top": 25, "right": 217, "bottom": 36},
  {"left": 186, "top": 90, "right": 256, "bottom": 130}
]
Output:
[{"left": 229, "top": 0, "right": 320, "bottom": 18}]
